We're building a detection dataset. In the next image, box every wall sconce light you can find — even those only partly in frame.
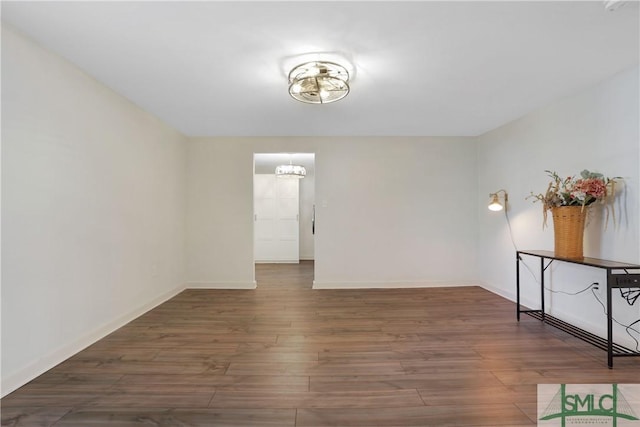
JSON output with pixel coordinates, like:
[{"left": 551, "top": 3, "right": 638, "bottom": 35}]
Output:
[{"left": 488, "top": 189, "right": 508, "bottom": 211}]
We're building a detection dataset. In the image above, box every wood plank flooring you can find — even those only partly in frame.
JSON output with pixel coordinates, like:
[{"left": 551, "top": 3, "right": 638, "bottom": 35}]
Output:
[{"left": 3, "top": 261, "right": 639, "bottom": 426}]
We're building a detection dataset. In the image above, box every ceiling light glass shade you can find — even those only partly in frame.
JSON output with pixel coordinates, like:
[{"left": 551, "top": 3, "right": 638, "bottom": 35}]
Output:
[
  {"left": 288, "top": 61, "right": 350, "bottom": 104},
  {"left": 275, "top": 164, "right": 307, "bottom": 179}
]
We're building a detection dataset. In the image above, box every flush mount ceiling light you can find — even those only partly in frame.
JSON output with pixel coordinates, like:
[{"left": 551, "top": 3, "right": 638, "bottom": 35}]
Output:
[
  {"left": 288, "top": 61, "right": 350, "bottom": 104},
  {"left": 275, "top": 161, "right": 306, "bottom": 179}
]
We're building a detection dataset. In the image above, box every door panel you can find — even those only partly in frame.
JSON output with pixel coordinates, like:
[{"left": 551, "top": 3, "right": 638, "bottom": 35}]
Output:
[{"left": 254, "top": 174, "right": 299, "bottom": 263}]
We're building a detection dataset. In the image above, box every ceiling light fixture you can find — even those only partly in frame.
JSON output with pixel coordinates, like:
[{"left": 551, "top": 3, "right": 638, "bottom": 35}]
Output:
[
  {"left": 275, "top": 160, "right": 306, "bottom": 179},
  {"left": 288, "top": 61, "right": 350, "bottom": 104}
]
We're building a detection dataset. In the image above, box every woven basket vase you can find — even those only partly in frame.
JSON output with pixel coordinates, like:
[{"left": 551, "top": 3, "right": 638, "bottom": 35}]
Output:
[{"left": 551, "top": 206, "right": 587, "bottom": 260}]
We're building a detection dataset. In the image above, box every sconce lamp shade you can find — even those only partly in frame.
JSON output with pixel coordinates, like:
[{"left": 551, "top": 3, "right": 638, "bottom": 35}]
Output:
[{"left": 488, "top": 190, "right": 508, "bottom": 211}]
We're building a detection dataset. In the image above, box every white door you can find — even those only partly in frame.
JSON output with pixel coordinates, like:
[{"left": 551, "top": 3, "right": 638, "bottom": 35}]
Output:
[{"left": 254, "top": 174, "right": 299, "bottom": 263}]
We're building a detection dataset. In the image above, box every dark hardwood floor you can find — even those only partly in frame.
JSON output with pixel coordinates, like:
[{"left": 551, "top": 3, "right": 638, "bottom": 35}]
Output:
[{"left": 2, "top": 261, "right": 639, "bottom": 426}]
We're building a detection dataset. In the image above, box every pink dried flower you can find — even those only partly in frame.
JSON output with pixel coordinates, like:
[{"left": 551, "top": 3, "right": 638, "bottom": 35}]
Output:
[
  {"left": 528, "top": 169, "right": 621, "bottom": 229},
  {"left": 574, "top": 178, "right": 607, "bottom": 199}
]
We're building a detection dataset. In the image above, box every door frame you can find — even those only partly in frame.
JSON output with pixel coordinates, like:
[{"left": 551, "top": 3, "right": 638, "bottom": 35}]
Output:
[{"left": 253, "top": 152, "right": 316, "bottom": 285}]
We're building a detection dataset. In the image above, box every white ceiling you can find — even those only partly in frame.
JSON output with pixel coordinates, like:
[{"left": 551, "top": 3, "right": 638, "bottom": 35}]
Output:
[{"left": 2, "top": 1, "right": 638, "bottom": 137}]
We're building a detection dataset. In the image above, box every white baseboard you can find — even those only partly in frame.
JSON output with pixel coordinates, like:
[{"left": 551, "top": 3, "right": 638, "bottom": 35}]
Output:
[
  {"left": 186, "top": 281, "right": 257, "bottom": 289},
  {"left": 479, "top": 281, "right": 517, "bottom": 303},
  {"left": 312, "top": 280, "right": 478, "bottom": 289},
  {"left": 1, "top": 283, "right": 186, "bottom": 398},
  {"left": 479, "top": 281, "right": 544, "bottom": 310}
]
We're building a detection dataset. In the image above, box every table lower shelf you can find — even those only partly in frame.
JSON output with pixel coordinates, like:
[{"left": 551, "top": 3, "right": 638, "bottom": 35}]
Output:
[{"left": 522, "top": 310, "right": 640, "bottom": 358}]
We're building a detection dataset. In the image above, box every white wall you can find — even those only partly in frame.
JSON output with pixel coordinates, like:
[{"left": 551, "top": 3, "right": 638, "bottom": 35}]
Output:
[
  {"left": 186, "top": 137, "right": 478, "bottom": 288},
  {"left": 477, "top": 66, "right": 640, "bottom": 347},
  {"left": 1, "top": 27, "right": 188, "bottom": 395}
]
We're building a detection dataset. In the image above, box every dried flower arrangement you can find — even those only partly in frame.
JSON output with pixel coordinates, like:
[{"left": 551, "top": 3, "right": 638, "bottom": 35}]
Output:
[{"left": 528, "top": 170, "right": 620, "bottom": 228}]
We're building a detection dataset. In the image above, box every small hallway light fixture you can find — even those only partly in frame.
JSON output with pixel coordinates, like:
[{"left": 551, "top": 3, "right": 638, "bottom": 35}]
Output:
[
  {"left": 488, "top": 189, "right": 508, "bottom": 211},
  {"left": 275, "top": 159, "right": 306, "bottom": 179},
  {"left": 288, "top": 61, "right": 350, "bottom": 104}
]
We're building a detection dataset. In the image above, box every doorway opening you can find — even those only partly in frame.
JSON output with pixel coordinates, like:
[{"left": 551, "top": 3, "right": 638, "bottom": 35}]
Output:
[{"left": 253, "top": 153, "right": 315, "bottom": 285}]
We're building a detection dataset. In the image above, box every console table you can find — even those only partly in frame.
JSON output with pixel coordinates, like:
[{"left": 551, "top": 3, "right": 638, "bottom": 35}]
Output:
[{"left": 516, "top": 250, "right": 640, "bottom": 367}]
